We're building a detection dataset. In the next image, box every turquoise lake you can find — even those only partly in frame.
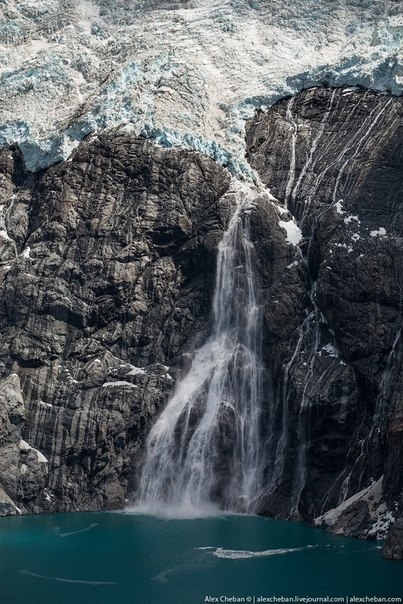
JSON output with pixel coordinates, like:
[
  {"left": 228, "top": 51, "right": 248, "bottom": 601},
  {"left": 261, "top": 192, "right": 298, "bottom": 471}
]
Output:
[{"left": 0, "top": 512, "right": 402, "bottom": 604}]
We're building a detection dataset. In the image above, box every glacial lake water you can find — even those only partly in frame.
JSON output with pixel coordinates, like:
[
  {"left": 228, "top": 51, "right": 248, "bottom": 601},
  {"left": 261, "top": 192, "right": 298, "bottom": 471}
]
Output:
[{"left": 0, "top": 511, "right": 402, "bottom": 604}]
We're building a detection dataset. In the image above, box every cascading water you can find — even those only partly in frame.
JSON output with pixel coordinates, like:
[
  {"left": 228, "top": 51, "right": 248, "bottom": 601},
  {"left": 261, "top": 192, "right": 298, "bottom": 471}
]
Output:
[{"left": 137, "top": 188, "right": 265, "bottom": 514}]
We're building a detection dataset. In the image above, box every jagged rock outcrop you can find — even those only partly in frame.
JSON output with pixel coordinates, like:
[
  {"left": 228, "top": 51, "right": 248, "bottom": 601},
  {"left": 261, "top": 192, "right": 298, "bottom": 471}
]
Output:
[
  {"left": 0, "top": 135, "right": 234, "bottom": 513},
  {"left": 0, "top": 131, "right": 299, "bottom": 516},
  {"left": 0, "top": 86, "right": 401, "bottom": 557},
  {"left": 0, "top": 372, "right": 48, "bottom": 515},
  {"left": 246, "top": 86, "right": 403, "bottom": 551},
  {"left": 384, "top": 518, "right": 403, "bottom": 560}
]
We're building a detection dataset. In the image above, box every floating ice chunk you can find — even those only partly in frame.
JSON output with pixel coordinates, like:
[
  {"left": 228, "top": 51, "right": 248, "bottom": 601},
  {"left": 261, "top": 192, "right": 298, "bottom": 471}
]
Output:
[{"left": 278, "top": 220, "right": 302, "bottom": 246}]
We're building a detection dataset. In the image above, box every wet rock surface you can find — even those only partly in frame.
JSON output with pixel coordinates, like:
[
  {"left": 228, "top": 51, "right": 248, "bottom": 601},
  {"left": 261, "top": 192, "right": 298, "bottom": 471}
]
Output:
[
  {"left": 0, "top": 87, "right": 401, "bottom": 557},
  {"left": 246, "top": 86, "right": 403, "bottom": 547},
  {"left": 384, "top": 518, "right": 403, "bottom": 560},
  {"left": 0, "top": 135, "right": 233, "bottom": 512}
]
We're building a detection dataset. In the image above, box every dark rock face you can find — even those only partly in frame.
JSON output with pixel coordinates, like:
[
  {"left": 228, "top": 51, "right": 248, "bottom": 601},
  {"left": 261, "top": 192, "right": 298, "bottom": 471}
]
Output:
[
  {"left": 0, "top": 135, "right": 233, "bottom": 513},
  {"left": 0, "top": 87, "right": 401, "bottom": 556},
  {"left": 384, "top": 518, "right": 403, "bottom": 560},
  {"left": 246, "top": 87, "right": 403, "bottom": 543}
]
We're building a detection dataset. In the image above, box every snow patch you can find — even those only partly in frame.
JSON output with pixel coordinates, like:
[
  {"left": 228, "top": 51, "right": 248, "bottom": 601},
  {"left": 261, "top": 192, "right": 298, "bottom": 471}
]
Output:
[
  {"left": 314, "top": 477, "right": 387, "bottom": 536},
  {"left": 320, "top": 344, "right": 339, "bottom": 358},
  {"left": 272, "top": 202, "right": 289, "bottom": 216},
  {"left": 370, "top": 227, "right": 387, "bottom": 237},
  {"left": 344, "top": 215, "right": 360, "bottom": 225},
  {"left": 199, "top": 545, "right": 317, "bottom": 559},
  {"left": 278, "top": 220, "right": 302, "bottom": 246},
  {"left": 127, "top": 367, "right": 146, "bottom": 376},
  {"left": 335, "top": 201, "right": 345, "bottom": 215},
  {"left": 36, "top": 450, "right": 48, "bottom": 464},
  {"left": 101, "top": 380, "right": 138, "bottom": 388},
  {"left": 0, "top": 229, "right": 11, "bottom": 241},
  {"left": 367, "top": 510, "right": 395, "bottom": 540},
  {"left": 44, "top": 489, "right": 54, "bottom": 502},
  {"left": 315, "top": 482, "right": 375, "bottom": 528},
  {"left": 19, "top": 439, "right": 48, "bottom": 463}
]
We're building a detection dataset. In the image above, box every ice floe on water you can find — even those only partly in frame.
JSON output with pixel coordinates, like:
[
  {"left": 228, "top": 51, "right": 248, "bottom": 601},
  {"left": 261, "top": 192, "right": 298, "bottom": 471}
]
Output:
[{"left": 197, "top": 545, "right": 318, "bottom": 559}]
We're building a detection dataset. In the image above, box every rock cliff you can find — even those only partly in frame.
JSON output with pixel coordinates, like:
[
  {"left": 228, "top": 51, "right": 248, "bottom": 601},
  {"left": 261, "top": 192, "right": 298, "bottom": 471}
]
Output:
[
  {"left": 246, "top": 86, "right": 402, "bottom": 551},
  {"left": 0, "top": 86, "right": 401, "bottom": 556},
  {"left": 0, "top": 134, "right": 233, "bottom": 513}
]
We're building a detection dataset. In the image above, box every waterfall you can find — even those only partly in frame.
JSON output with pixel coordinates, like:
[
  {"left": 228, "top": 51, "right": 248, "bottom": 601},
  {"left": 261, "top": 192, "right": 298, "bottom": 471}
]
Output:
[{"left": 137, "top": 189, "right": 265, "bottom": 514}]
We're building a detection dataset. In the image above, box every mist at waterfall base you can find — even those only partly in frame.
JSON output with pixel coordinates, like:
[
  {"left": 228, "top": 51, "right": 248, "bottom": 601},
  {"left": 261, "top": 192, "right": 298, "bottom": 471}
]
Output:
[
  {"left": 1, "top": 512, "right": 402, "bottom": 604},
  {"left": 137, "top": 194, "right": 266, "bottom": 515}
]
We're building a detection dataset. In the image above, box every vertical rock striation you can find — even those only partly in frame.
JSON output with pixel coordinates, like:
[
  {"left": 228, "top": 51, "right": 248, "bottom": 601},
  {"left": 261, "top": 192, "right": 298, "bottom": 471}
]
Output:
[
  {"left": 0, "top": 135, "right": 233, "bottom": 513},
  {"left": 245, "top": 86, "right": 403, "bottom": 548},
  {"left": 0, "top": 86, "right": 401, "bottom": 556}
]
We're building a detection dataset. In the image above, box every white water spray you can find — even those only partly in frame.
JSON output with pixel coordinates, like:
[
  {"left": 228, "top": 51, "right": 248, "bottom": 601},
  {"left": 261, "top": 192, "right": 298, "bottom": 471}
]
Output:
[{"left": 137, "top": 186, "right": 265, "bottom": 514}]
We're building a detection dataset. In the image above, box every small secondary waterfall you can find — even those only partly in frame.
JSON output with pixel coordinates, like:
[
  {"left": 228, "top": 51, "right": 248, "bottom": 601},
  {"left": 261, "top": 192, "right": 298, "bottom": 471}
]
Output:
[{"left": 138, "top": 191, "right": 265, "bottom": 513}]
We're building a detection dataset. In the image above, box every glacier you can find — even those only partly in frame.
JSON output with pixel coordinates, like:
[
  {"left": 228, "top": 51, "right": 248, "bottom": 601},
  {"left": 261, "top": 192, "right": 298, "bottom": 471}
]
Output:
[{"left": 0, "top": 0, "right": 402, "bottom": 172}]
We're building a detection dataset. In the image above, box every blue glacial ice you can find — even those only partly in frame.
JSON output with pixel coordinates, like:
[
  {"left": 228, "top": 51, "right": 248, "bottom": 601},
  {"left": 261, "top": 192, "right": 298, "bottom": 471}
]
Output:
[{"left": 0, "top": 0, "right": 402, "bottom": 173}]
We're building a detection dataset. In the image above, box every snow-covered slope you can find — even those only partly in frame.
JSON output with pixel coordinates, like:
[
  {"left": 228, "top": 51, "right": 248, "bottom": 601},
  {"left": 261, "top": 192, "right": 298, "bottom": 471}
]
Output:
[{"left": 0, "top": 0, "right": 402, "bottom": 172}]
